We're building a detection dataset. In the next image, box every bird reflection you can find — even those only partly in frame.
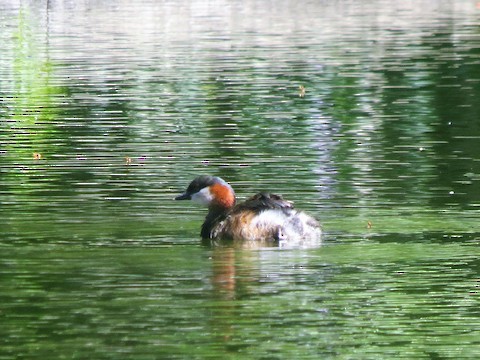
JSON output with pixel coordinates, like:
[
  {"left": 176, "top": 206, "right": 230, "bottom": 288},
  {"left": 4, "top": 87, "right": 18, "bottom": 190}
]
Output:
[{"left": 208, "top": 246, "right": 260, "bottom": 344}]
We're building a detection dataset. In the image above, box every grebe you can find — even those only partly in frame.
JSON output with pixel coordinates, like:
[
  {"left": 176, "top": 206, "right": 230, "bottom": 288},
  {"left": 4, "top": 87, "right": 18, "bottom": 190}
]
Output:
[{"left": 175, "top": 175, "right": 322, "bottom": 247}]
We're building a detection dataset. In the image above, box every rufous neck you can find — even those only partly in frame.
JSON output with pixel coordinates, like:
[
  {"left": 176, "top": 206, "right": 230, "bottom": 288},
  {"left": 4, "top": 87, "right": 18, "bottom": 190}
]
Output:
[{"left": 209, "top": 183, "right": 236, "bottom": 210}]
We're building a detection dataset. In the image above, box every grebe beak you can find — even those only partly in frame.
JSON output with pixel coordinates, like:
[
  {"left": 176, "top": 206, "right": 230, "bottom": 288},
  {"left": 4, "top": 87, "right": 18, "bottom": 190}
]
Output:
[{"left": 175, "top": 192, "right": 191, "bottom": 200}]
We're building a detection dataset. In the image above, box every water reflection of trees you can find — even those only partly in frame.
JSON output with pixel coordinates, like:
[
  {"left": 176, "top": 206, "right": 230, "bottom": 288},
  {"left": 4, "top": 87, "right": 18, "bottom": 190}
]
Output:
[{"left": 325, "top": 27, "right": 480, "bottom": 211}]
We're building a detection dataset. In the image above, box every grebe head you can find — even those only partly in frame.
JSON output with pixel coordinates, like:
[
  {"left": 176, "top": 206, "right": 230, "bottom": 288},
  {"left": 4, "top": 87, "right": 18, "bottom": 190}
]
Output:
[{"left": 175, "top": 175, "right": 236, "bottom": 209}]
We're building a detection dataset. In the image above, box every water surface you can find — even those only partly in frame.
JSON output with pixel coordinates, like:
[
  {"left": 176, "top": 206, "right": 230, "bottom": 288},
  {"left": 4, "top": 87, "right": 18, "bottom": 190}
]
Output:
[{"left": 2, "top": 0, "right": 480, "bottom": 358}]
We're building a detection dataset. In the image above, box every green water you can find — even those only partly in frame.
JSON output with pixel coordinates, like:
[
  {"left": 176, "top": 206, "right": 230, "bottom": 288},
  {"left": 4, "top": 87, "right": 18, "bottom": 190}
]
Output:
[{"left": 1, "top": 0, "right": 480, "bottom": 358}]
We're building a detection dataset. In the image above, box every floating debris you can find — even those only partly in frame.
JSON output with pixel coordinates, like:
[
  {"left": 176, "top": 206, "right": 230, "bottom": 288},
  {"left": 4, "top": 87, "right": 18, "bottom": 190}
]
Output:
[
  {"left": 298, "top": 85, "right": 306, "bottom": 98},
  {"left": 125, "top": 156, "right": 132, "bottom": 166},
  {"left": 367, "top": 220, "right": 372, "bottom": 229},
  {"left": 33, "top": 152, "right": 42, "bottom": 160}
]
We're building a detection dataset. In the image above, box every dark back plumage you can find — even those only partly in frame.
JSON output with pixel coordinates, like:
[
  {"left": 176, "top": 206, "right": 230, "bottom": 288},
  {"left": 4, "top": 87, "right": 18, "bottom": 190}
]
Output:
[{"left": 230, "top": 192, "right": 293, "bottom": 215}]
